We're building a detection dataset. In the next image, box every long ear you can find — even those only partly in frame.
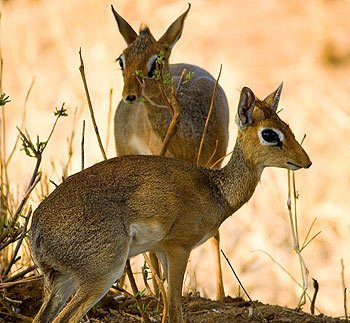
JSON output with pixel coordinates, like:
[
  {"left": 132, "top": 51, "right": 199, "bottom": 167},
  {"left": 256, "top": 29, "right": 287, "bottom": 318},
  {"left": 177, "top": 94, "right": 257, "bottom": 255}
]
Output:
[
  {"left": 158, "top": 3, "right": 191, "bottom": 48},
  {"left": 111, "top": 5, "right": 138, "bottom": 45},
  {"left": 263, "top": 82, "right": 283, "bottom": 111},
  {"left": 235, "top": 87, "right": 256, "bottom": 129}
]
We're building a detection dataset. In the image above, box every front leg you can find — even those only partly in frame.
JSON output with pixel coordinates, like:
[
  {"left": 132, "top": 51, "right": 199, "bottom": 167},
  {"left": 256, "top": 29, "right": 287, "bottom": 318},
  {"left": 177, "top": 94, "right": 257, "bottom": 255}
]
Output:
[{"left": 165, "top": 246, "right": 190, "bottom": 323}]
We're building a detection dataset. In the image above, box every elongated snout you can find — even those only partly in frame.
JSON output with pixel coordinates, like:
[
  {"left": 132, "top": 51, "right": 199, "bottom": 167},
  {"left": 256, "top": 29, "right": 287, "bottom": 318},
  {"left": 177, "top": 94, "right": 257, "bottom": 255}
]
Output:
[{"left": 287, "top": 143, "right": 312, "bottom": 170}]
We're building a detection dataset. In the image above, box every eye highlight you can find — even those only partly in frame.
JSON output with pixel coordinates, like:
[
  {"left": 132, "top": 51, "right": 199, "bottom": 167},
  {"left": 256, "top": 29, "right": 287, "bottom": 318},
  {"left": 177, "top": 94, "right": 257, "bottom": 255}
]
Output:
[{"left": 258, "top": 127, "right": 284, "bottom": 147}]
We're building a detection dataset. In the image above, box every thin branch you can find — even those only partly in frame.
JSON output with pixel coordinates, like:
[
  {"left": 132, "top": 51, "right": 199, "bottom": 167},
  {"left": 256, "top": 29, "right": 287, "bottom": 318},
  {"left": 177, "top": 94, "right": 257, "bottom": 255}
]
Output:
[
  {"left": 79, "top": 48, "right": 107, "bottom": 160},
  {"left": 197, "top": 64, "right": 222, "bottom": 166},
  {"left": 3, "top": 208, "right": 32, "bottom": 275},
  {"left": 210, "top": 149, "right": 233, "bottom": 169},
  {"left": 205, "top": 140, "right": 219, "bottom": 168},
  {"left": 105, "top": 88, "right": 113, "bottom": 152},
  {"left": 221, "top": 249, "right": 267, "bottom": 322},
  {"left": 6, "top": 78, "right": 35, "bottom": 167},
  {"left": 143, "top": 253, "right": 168, "bottom": 323},
  {"left": 341, "top": 259, "right": 348, "bottom": 321},
  {"left": 0, "top": 274, "right": 42, "bottom": 290},
  {"left": 125, "top": 261, "right": 150, "bottom": 322},
  {"left": 310, "top": 278, "right": 319, "bottom": 315},
  {"left": 81, "top": 120, "right": 85, "bottom": 171},
  {"left": 4, "top": 265, "right": 37, "bottom": 283},
  {"left": 176, "top": 68, "right": 187, "bottom": 95}
]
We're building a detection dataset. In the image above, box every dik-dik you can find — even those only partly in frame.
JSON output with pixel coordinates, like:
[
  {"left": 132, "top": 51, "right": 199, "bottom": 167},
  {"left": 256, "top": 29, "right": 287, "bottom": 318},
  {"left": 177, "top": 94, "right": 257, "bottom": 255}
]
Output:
[
  {"left": 30, "top": 85, "right": 311, "bottom": 323},
  {"left": 112, "top": 4, "right": 229, "bottom": 300}
]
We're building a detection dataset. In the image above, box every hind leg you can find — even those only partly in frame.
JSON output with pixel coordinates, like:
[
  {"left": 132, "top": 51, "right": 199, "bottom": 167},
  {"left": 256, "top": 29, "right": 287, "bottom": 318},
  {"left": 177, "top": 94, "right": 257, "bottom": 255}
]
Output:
[
  {"left": 52, "top": 261, "right": 126, "bottom": 323},
  {"left": 33, "top": 271, "right": 75, "bottom": 323},
  {"left": 52, "top": 235, "right": 130, "bottom": 323}
]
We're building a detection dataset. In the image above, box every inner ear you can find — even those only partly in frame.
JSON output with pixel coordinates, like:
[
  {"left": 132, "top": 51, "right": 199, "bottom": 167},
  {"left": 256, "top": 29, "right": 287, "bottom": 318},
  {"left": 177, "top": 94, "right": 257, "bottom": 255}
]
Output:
[
  {"left": 158, "top": 3, "right": 191, "bottom": 49},
  {"left": 236, "top": 87, "right": 256, "bottom": 128}
]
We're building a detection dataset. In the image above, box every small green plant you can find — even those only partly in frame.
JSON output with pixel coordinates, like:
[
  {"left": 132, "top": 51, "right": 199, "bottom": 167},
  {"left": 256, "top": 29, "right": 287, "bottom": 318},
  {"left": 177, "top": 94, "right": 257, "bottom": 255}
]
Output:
[
  {"left": 185, "top": 71, "right": 196, "bottom": 82},
  {"left": 0, "top": 93, "right": 10, "bottom": 106},
  {"left": 134, "top": 69, "right": 144, "bottom": 79},
  {"left": 0, "top": 103, "right": 67, "bottom": 280}
]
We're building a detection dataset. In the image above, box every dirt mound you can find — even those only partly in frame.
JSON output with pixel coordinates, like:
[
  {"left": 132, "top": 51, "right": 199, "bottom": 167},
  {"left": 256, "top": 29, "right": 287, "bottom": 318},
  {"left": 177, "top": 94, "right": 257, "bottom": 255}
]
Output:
[{"left": 0, "top": 278, "right": 343, "bottom": 323}]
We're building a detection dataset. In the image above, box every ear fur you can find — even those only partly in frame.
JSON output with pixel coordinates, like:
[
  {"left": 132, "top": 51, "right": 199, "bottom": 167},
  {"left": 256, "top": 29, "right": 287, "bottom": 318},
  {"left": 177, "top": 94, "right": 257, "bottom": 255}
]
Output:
[
  {"left": 158, "top": 3, "right": 191, "bottom": 49},
  {"left": 235, "top": 87, "right": 256, "bottom": 129},
  {"left": 111, "top": 5, "right": 138, "bottom": 44},
  {"left": 263, "top": 82, "right": 283, "bottom": 111}
]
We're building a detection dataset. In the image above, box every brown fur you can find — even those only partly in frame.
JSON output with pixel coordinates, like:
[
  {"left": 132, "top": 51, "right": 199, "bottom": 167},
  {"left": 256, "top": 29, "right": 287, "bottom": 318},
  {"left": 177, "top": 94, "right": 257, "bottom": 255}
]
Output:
[
  {"left": 112, "top": 4, "right": 229, "bottom": 300},
  {"left": 30, "top": 86, "right": 311, "bottom": 323}
]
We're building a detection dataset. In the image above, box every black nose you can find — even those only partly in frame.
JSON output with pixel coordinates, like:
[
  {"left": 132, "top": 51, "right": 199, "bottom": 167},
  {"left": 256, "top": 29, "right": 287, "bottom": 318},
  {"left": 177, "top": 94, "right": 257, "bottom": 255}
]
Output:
[
  {"left": 306, "top": 161, "right": 312, "bottom": 169},
  {"left": 125, "top": 95, "right": 137, "bottom": 103}
]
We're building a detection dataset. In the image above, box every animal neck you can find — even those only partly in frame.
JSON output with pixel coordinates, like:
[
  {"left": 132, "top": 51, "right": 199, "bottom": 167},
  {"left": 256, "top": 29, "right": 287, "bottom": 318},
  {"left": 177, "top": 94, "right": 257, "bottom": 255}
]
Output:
[{"left": 213, "top": 138, "right": 263, "bottom": 215}]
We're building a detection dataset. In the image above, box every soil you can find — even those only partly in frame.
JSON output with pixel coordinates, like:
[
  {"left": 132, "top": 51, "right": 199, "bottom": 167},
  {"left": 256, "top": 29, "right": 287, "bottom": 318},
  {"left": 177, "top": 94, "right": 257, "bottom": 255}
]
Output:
[{"left": 0, "top": 278, "right": 344, "bottom": 323}]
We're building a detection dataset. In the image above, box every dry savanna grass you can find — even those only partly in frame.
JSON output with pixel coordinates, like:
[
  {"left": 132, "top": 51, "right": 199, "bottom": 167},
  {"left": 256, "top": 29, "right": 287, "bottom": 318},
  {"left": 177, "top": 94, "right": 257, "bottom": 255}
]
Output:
[{"left": 1, "top": 0, "right": 350, "bottom": 319}]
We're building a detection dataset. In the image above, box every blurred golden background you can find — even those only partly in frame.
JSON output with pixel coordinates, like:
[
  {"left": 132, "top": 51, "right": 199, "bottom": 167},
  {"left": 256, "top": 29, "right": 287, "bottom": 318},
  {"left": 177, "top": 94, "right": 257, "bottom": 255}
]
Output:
[{"left": 2, "top": 0, "right": 350, "bottom": 317}]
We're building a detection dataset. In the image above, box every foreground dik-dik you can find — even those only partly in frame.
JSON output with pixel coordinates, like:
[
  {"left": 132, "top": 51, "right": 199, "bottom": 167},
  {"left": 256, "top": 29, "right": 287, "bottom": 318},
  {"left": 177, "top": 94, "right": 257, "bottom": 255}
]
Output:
[
  {"left": 30, "top": 85, "right": 311, "bottom": 323},
  {"left": 112, "top": 4, "right": 229, "bottom": 299}
]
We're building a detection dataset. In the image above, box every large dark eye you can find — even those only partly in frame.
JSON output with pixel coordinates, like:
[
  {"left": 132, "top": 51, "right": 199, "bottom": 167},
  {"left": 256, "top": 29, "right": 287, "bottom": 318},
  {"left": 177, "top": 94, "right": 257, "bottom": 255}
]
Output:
[
  {"left": 148, "top": 58, "right": 157, "bottom": 78},
  {"left": 117, "top": 55, "right": 125, "bottom": 71},
  {"left": 261, "top": 129, "right": 279, "bottom": 143},
  {"left": 260, "top": 128, "right": 283, "bottom": 147}
]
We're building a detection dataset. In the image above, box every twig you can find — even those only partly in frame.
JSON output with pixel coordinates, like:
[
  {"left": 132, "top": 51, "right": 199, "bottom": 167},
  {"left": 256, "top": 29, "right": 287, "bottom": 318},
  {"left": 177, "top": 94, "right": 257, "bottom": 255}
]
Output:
[
  {"left": 205, "top": 140, "right": 218, "bottom": 168},
  {"left": 341, "top": 259, "right": 348, "bottom": 321},
  {"left": 310, "top": 278, "right": 319, "bottom": 315},
  {"left": 0, "top": 274, "right": 42, "bottom": 289},
  {"left": 105, "top": 88, "right": 113, "bottom": 152},
  {"left": 210, "top": 149, "right": 233, "bottom": 169},
  {"left": 125, "top": 261, "right": 150, "bottom": 322},
  {"left": 221, "top": 249, "right": 267, "bottom": 322},
  {"left": 143, "top": 253, "right": 168, "bottom": 323},
  {"left": 78, "top": 48, "right": 107, "bottom": 160},
  {"left": 176, "top": 68, "right": 187, "bottom": 94},
  {"left": 287, "top": 170, "right": 309, "bottom": 309},
  {"left": 3, "top": 208, "right": 32, "bottom": 275},
  {"left": 5, "top": 78, "right": 35, "bottom": 167},
  {"left": 81, "top": 120, "right": 85, "bottom": 171},
  {"left": 4, "top": 265, "right": 37, "bottom": 283},
  {"left": 197, "top": 64, "right": 222, "bottom": 166}
]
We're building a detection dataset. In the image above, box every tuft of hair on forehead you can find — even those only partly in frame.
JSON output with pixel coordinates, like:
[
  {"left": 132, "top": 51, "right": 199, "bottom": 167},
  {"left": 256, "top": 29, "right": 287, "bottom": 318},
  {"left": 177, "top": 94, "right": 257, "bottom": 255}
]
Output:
[
  {"left": 139, "top": 23, "right": 151, "bottom": 35},
  {"left": 253, "top": 98, "right": 277, "bottom": 119}
]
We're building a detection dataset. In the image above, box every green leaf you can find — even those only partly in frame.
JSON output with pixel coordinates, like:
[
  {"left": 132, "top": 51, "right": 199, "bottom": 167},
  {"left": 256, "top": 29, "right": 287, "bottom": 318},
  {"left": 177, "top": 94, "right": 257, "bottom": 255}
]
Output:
[
  {"left": 0, "top": 93, "right": 11, "bottom": 106},
  {"left": 134, "top": 70, "right": 144, "bottom": 79},
  {"left": 54, "top": 103, "right": 68, "bottom": 117}
]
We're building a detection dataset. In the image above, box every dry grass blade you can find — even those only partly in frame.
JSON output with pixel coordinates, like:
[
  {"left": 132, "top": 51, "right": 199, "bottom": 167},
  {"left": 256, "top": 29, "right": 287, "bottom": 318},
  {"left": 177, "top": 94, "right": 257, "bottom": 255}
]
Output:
[
  {"left": 0, "top": 275, "right": 42, "bottom": 289},
  {"left": 287, "top": 170, "right": 309, "bottom": 309},
  {"left": 3, "top": 207, "right": 33, "bottom": 276},
  {"left": 78, "top": 48, "right": 107, "bottom": 161},
  {"left": 341, "top": 259, "right": 348, "bottom": 321},
  {"left": 175, "top": 68, "right": 187, "bottom": 94},
  {"left": 205, "top": 140, "right": 218, "bottom": 168},
  {"left": 4, "top": 265, "right": 37, "bottom": 283},
  {"left": 81, "top": 120, "right": 85, "bottom": 171},
  {"left": 143, "top": 253, "right": 168, "bottom": 323},
  {"left": 210, "top": 149, "right": 233, "bottom": 169},
  {"left": 221, "top": 249, "right": 267, "bottom": 323},
  {"left": 125, "top": 261, "right": 150, "bottom": 322},
  {"left": 105, "top": 88, "right": 113, "bottom": 152},
  {"left": 197, "top": 64, "right": 222, "bottom": 166},
  {"left": 5, "top": 78, "right": 34, "bottom": 167}
]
